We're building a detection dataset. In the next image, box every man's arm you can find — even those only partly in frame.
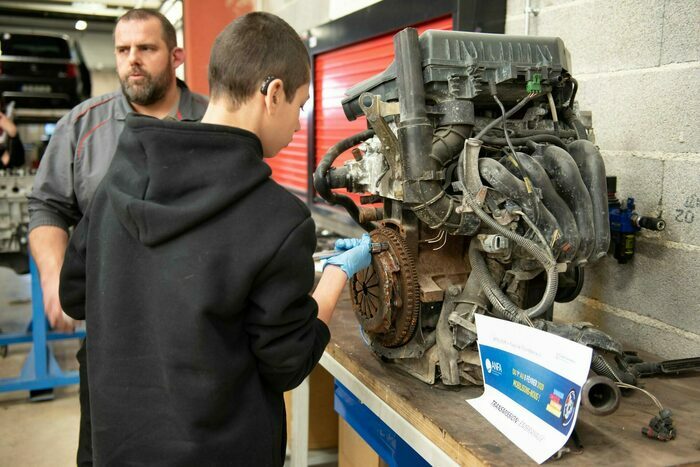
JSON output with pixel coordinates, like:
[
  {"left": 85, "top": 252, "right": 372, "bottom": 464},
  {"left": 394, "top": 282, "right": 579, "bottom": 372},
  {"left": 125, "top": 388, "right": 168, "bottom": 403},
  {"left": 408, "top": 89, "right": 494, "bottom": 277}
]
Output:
[
  {"left": 29, "top": 226, "right": 74, "bottom": 331},
  {"left": 27, "top": 111, "right": 82, "bottom": 331}
]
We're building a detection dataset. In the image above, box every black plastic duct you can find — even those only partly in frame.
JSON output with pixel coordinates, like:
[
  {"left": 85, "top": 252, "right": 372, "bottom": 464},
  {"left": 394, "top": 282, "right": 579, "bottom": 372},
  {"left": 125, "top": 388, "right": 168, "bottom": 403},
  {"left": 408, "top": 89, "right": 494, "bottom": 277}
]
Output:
[
  {"left": 478, "top": 158, "right": 564, "bottom": 257},
  {"left": 567, "top": 140, "right": 610, "bottom": 261},
  {"left": 394, "top": 27, "right": 479, "bottom": 235},
  {"left": 536, "top": 146, "right": 595, "bottom": 263},
  {"left": 502, "top": 153, "right": 581, "bottom": 262}
]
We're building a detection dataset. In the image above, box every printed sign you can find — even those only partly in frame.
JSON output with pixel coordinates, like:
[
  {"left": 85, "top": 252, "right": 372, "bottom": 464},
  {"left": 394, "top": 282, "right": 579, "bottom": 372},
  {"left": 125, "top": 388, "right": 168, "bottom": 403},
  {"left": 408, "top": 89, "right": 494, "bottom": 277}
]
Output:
[{"left": 467, "top": 315, "right": 592, "bottom": 464}]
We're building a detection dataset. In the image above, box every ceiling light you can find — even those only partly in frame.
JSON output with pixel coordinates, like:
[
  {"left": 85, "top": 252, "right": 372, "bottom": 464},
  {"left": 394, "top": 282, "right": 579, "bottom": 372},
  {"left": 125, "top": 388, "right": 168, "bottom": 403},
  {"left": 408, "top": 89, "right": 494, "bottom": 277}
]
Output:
[{"left": 75, "top": 20, "right": 88, "bottom": 31}]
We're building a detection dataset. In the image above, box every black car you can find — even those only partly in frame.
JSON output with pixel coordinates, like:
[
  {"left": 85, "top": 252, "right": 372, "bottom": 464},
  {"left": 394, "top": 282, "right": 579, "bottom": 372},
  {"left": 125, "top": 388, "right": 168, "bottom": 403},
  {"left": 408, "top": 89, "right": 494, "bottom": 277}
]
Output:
[{"left": 0, "top": 31, "right": 91, "bottom": 109}]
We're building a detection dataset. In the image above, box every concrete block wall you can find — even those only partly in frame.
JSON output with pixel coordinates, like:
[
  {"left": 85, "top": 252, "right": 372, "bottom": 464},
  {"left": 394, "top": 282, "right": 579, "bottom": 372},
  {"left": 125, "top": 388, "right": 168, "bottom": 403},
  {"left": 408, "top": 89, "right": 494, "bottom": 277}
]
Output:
[{"left": 507, "top": 0, "right": 700, "bottom": 358}]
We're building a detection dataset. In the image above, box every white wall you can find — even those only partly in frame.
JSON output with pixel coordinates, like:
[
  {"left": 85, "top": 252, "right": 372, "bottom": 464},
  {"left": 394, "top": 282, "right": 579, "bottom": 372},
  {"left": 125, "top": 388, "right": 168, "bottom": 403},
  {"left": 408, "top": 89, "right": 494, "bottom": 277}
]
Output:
[
  {"left": 259, "top": 0, "right": 380, "bottom": 32},
  {"left": 507, "top": 0, "right": 700, "bottom": 358}
]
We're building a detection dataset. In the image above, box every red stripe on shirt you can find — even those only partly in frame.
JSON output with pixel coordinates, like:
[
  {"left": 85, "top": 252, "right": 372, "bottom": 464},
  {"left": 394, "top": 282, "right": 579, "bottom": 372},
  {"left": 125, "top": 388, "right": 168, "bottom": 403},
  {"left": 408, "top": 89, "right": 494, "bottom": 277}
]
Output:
[
  {"left": 73, "top": 96, "right": 117, "bottom": 123},
  {"left": 76, "top": 118, "right": 110, "bottom": 159}
]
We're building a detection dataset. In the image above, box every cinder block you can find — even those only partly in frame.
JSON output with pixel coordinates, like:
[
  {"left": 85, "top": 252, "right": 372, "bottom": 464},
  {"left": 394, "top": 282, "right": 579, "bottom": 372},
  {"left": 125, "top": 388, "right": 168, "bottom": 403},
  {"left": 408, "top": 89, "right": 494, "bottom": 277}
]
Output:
[
  {"left": 576, "top": 65, "right": 700, "bottom": 153},
  {"left": 523, "top": 0, "right": 664, "bottom": 74},
  {"left": 660, "top": 0, "right": 700, "bottom": 65},
  {"left": 660, "top": 157, "right": 700, "bottom": 246},
  {"left": 578, "top": 240, "right": 700, "bottom": 334},
  {"left": 505, "top": 17, "right": 525, "bottom": 35},
  {"left": 555, "top": 300, "right": 700, "bottom": 359},
  {"left": 506, "top": 0, "right": 582, "bottom": 20},
  {"left": 601, "top": 151, "right": 664, "bottom": 219},
  {"left": 506, "top": 0, "right": 526, "bottom": 19}
]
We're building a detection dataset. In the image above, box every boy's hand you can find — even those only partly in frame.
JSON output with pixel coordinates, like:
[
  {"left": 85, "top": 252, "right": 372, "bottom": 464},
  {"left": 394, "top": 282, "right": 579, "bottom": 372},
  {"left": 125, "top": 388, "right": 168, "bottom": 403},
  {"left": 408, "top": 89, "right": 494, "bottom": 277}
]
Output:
[
  {"left": 334, "top": 237, "right": 362, "bottom": 250},
  {"left": 323, "top": 234, "right": 372, "bottom": 278}
]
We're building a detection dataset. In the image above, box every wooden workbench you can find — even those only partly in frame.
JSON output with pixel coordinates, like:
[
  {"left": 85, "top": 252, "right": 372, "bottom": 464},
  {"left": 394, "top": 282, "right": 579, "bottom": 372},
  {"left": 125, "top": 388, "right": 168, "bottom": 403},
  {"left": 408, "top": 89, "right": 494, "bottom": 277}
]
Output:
[{"left": 323, "top": 291, "right": 700, "bottom": 466}]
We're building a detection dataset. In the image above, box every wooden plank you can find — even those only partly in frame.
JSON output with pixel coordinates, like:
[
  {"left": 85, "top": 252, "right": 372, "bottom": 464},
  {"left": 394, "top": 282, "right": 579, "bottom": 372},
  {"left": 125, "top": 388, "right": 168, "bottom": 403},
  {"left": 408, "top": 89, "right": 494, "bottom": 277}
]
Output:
[{"left": 326, "top": 289, "right": 700, "bottom": 466}]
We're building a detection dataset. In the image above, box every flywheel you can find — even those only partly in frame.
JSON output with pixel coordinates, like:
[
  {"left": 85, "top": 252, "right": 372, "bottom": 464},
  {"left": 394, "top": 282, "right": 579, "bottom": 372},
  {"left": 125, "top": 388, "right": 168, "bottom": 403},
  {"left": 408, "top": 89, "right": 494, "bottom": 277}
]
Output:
[{"left": 349, "top": 226, "right": 420, "bottom": 348}]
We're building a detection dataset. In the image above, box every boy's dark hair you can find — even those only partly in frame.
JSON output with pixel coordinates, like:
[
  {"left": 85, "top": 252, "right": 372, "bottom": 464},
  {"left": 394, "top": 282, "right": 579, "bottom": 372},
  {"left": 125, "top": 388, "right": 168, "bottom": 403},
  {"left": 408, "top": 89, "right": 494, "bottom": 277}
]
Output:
[
  {"left": 208, "top": 12, "right": 310, "bottom": 108},
  {"left": 116, "top": 9, "right": 177, "bottom": 51}
]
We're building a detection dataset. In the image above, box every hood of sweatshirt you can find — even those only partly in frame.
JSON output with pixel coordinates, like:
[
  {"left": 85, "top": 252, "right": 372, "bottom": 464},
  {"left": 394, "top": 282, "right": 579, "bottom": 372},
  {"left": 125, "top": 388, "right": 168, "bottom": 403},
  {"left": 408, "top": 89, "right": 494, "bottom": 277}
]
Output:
[{"left": 105, "top": 114, "right": 270, "bottom": 247}]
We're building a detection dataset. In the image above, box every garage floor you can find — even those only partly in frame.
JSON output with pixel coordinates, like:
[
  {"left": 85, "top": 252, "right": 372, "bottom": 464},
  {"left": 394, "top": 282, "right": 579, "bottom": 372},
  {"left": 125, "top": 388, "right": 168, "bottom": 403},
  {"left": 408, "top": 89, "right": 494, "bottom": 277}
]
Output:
[
  {"left": 0, "top": 268, "right": 81, "bottom": 465},
  {"left": 0, "top": 267, "right": 337, "bottom": 466}
]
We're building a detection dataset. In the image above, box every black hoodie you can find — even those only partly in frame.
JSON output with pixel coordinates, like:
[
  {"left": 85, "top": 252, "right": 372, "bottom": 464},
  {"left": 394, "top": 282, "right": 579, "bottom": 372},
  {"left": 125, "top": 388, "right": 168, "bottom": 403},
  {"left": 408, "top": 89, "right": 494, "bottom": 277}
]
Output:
[{"left": 60, "top": 114, "right": 330, "bottom": 466}]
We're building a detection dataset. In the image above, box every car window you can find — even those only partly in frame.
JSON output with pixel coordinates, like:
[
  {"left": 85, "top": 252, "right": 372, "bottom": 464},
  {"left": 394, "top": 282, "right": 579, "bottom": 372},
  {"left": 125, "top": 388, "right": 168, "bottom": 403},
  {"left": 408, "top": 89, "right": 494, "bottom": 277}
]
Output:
[{"left": 1, "top": 33, "right": 71, "bottom": 59}]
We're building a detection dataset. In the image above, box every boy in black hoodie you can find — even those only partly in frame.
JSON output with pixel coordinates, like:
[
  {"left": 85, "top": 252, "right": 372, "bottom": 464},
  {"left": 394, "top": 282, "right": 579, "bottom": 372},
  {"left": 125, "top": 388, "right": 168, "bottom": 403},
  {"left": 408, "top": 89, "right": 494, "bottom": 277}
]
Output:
[{"left": 58, "top": 12, "right": 371, "bottom": 466}]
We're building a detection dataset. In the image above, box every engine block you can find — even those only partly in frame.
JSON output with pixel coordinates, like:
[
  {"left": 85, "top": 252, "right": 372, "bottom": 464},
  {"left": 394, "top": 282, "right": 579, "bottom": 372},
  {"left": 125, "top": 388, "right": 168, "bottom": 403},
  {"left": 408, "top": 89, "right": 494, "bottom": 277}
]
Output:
[{"left": 314, "top": 28, "right": 635, "bottom": 396}]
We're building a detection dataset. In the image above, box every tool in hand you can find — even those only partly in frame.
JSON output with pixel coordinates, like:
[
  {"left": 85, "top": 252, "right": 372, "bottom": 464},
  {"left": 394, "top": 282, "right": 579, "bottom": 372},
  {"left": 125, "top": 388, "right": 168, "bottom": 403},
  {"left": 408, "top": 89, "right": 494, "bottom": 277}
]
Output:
[{"left": 313, "top": 242, "right": 389, "bottom": 261}]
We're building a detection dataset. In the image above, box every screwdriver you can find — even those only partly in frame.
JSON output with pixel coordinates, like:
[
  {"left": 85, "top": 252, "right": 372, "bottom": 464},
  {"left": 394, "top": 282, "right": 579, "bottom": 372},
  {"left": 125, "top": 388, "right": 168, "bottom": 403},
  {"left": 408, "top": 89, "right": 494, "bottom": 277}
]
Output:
[{"left": 312, "top": 242, "right": 389, "bottom": 261}]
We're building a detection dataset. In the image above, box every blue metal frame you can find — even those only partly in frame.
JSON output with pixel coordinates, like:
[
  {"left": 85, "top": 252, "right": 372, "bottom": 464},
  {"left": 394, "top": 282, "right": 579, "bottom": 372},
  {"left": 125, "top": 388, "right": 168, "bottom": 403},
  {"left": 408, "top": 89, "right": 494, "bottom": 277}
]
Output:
[
  {"left": 334, "top": 380, "right": 430, "bottom": 467},
  {"left": 0, "top": 257, "right": 85, "bottom": 393}
]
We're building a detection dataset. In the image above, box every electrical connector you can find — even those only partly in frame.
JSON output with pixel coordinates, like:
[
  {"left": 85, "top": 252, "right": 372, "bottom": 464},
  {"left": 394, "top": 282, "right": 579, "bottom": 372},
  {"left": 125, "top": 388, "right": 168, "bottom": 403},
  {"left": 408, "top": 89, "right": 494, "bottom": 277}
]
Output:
[{"left": 526, "top": 73, "right": 542, "bottom": 93}]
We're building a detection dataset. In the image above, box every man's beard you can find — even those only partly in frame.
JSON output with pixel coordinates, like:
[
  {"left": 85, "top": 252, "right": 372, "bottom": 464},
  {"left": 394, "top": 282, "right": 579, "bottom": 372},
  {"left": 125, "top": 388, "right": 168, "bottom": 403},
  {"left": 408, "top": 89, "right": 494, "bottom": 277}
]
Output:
[{"left": 120, "top": 64, "right": 173, "bottom": 106}]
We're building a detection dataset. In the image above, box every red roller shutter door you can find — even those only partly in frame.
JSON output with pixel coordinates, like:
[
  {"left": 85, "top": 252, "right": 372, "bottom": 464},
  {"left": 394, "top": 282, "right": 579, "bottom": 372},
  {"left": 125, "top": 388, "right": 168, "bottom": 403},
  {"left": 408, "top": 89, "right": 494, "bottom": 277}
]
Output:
[{"left": 313, "top": 16, "right": 453, "bottom": 205}]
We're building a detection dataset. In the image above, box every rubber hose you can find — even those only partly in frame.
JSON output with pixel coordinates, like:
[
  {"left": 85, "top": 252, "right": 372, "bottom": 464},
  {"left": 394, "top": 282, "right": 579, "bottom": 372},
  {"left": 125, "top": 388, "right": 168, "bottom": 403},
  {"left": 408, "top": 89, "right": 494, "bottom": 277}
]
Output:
[
  {"left": 469, "top": 240, "right": 558, "bottom": 320},
  {"left": 568, "top": 77, "right": 578, "bottom": 108},
  {"left": 431, "top": 125, "right": 471, "bottom": 166},
  {"left": 591, "top": 352, "right": 636, "bottom": 385},
  {"left": 457, "top": 143, "right": 557, "bottom": 267},
  {"left": 457, "top": 151, "right": 559, "bottom": 319},
  {"left": 313, "top": 129, "right": 376, "bottom": 230}
]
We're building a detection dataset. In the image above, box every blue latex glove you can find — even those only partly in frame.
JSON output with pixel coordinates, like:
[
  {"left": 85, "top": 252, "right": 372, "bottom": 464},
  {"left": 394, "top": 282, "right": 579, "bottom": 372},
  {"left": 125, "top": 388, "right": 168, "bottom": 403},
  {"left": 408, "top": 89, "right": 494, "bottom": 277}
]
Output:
[
  {"left": 323, "top": 234, "right": 372, "bottom": 278},
  {"left": 334, "top": 237, "right": 362, "bottom": 250}
]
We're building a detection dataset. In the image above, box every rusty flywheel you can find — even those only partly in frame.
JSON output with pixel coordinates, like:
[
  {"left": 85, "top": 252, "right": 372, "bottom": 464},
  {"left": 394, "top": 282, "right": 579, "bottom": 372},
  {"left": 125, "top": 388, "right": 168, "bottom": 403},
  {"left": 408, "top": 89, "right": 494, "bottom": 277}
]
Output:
[{"left": 349, "top": 226, "right": 420, "bottom": 348}]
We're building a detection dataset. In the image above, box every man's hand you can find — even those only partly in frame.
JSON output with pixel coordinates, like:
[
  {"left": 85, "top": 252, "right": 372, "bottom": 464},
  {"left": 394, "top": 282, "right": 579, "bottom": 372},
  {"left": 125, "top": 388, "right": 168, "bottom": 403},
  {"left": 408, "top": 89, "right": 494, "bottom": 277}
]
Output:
[
  {"left": 42, "top": 276, "right": 75, "bottom": 332},
  {"left": 29, "top": 226, "right": 74, "bottom": 332}
]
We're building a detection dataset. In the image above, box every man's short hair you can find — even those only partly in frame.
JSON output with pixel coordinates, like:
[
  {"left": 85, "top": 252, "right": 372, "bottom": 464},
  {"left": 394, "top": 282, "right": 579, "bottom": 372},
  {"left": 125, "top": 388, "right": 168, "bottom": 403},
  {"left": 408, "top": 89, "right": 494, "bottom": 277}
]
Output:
[
  {"left": 116, "top": 8, "right": 177, "bottom": 51},
  {"left": 208, "top": 12, "right": 310, "bottom": 108}
]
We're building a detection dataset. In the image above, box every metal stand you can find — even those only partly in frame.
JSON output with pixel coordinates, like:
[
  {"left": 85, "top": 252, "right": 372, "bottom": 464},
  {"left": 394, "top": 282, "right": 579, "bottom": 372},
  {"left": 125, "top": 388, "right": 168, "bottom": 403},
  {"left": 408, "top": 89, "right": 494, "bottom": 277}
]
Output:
[{"left": 0, "top": 257, "right": 85, "bottom": 394}]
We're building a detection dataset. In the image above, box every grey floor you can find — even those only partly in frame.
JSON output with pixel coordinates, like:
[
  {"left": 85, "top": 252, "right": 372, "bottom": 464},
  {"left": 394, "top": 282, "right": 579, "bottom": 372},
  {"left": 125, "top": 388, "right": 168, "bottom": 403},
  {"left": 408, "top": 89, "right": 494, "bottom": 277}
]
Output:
[
  {"left": 0, "top": 267, "right": 337, "bottom": 466},
  {"left": 0, "top": 267, "right": 82, "bottom": 466}
]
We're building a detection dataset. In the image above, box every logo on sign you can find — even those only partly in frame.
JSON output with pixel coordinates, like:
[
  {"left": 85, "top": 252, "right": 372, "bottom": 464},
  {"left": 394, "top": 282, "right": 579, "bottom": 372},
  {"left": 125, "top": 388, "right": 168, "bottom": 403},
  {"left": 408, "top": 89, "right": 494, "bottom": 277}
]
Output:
[
  {"left": 485, "top": 358, "right": 502, "bottom": 375},
  {"left": 562, "top": 389, "right": 577, "bottom": 426}
]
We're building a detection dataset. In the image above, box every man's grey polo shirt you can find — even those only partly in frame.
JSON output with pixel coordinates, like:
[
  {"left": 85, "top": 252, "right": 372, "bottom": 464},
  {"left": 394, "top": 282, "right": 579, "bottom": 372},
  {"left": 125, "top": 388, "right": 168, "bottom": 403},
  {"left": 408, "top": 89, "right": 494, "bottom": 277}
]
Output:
[{"left": 28, "top": 80, "right": 208, "bottom": 232}]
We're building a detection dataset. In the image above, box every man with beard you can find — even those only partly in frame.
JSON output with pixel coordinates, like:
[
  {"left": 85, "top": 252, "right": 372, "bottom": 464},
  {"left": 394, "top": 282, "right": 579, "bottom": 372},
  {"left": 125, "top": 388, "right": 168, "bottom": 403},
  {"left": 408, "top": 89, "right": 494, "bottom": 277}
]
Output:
[{"left": 27, "top": 9, "right": 207, "bottom": 466}]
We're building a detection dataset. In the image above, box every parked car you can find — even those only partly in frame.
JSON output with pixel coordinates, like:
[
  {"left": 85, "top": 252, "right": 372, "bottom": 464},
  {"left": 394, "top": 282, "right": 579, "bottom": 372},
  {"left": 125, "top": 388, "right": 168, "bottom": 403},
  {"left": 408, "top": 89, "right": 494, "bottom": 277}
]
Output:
[{"left": 0, "top": 31, "right": 91, "bottom": 109}]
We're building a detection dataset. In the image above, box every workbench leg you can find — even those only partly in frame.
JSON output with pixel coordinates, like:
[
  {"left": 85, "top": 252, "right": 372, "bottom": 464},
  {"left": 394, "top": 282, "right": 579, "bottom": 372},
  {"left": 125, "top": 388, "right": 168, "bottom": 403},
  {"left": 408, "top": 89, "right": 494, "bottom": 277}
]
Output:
[{"left": 290, "top": 376, "right": 309, "bottom": 467}]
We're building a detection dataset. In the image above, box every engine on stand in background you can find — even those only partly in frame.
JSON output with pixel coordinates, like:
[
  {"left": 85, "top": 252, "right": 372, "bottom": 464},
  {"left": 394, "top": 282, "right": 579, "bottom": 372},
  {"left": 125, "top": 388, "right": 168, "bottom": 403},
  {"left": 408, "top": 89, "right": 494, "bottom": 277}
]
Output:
[
  {"left": 314, "top": 28, "right": 640, "bottom": 414},
  {"left": 0, "top": 169, "right": 33, "bottom": 274}
]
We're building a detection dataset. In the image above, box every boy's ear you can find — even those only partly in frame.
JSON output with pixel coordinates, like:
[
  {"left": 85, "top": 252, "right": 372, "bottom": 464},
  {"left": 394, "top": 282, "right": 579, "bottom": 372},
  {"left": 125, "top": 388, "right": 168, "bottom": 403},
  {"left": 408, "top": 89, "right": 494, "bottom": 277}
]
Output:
[{"left": 263, "top": 79, "right": 285, "bottom": 114}]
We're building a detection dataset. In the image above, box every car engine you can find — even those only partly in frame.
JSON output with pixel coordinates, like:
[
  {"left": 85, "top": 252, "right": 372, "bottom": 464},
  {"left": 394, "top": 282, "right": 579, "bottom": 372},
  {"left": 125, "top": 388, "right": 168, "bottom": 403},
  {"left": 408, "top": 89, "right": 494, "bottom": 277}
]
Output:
[
  {"left": 0, "top": 170, "right": 32, "bottom": 274},
  {"left": 314, "top": 28, "right": 637, "bottom": 407}
]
